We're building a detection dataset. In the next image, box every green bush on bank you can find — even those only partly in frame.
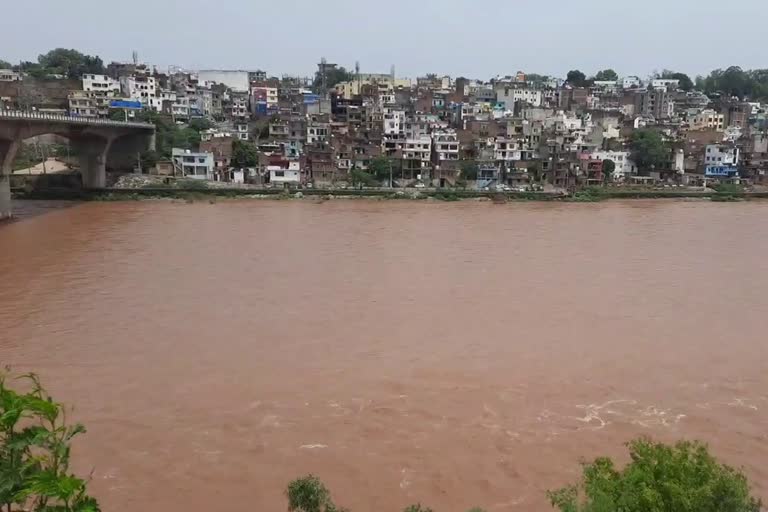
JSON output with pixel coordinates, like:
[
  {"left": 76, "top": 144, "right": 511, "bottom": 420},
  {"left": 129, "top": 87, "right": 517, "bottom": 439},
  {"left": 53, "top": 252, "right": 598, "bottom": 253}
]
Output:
[
  {"left": 0, "top": 372, "right": 101, "bottom": 512},
  {"left": 548, "top": 437, "right": 761, "bottom": 512}
]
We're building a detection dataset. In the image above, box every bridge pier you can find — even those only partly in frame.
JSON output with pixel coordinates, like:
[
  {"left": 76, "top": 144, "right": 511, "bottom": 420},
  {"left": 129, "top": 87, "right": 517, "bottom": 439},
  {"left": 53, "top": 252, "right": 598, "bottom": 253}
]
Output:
[
  {"left": 72, "top": 137, "right": 113, "bottom": 189},
  {"left": 0, "top": 111, "right": 155, "bottom": 217},
  {"left": 0, "top": 139, "right": 20, "bottom": 220}
]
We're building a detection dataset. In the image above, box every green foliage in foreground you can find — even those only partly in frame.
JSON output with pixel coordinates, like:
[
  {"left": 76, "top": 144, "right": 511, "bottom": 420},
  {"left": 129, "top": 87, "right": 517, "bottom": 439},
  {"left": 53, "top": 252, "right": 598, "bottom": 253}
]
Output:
[
  {"left": 287, "top": 475, "right": 483, "bottom": 512},
  {"left": 548, "top": 438, "right": 761, "bottom": 512},
  {"left": 0, "top": 372, "right": 100, "bottom": 512},
  {"left": 349, "top": 169, "right": 379, "bottom": 188}
]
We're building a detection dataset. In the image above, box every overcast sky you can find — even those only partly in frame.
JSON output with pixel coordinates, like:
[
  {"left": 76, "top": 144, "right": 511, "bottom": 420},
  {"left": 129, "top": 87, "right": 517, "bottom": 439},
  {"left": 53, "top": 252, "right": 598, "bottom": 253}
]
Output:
[{"left": 2, "top": 0, "right": 766, "bottom": 80}]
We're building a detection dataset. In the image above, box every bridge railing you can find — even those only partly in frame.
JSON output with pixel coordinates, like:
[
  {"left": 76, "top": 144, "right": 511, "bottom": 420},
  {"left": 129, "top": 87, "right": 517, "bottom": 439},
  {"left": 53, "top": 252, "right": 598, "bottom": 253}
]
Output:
[{"left": 0, "top": 110, "right": 155, "bottom": 129}]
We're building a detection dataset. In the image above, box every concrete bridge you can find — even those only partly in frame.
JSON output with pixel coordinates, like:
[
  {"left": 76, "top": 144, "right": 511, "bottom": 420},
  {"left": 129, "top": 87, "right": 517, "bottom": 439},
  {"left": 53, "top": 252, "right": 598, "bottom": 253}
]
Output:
[{"left": 0, "top": 110, "right": 155, "bottom": 219}]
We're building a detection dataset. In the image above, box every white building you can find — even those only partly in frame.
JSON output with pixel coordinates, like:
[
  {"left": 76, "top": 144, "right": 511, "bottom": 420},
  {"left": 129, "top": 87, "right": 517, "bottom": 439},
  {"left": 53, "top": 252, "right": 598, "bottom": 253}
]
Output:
[
  {"left": 196, "top": 70, "right": 249, "bottom": 93},
  {"left": 651, "top": 79, "right": 680, "bottom": 91},
  {"left": 82, "top": 74, "right": 121, "bottom": 94},
  {"left": 432, "top": 130, "right": 459, "bottom": 162},
  {"left": 0, "top": 69, "right": 21, "bottom": 81},
  {"left": 307, "top": 123, "right": 329, "bottom": 144},
  {"left": 269, "top": 161, "right": 301, "bottom": 186},
  {"left": 172, "top": 149, "right": 214, "bottom": 180},
  {"left": 588, "top": 150, "right": 637, "bottom": 179},
  {"left": 621, "top": 76, "right": 643, "bottom": 89},
  {"left": 383, "top": 109, "right": 405, "bottom": 135},
  {"left": 705, "top": 145, "right": 739, "bottom": 166},
  {"left": 494, "top": 138, "right": 522, "bottom": 162},
  {"left": 496, "top": 87, "right": 543, "bottom": 109},
  {"left": 171, "top": 97, "right": 191, "bottom": 120},
  {"left": 403, "top": 135, "right": 432, "bottom": 162},
  {"left": 592, "top": 80, "right": 620, "bottom": 92},
  {"left": 229, "top": 92, "right": 249, "bottom": 119},
  {"left": 234, "top": 122, "right": 249, "bottom": 141},
  {"left": 120, "top": 76, "right": 158, "bottom": 107}
]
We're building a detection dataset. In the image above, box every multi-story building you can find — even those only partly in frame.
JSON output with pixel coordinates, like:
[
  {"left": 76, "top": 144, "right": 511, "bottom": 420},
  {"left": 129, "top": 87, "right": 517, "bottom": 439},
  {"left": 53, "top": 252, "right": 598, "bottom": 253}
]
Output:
[
  {"left": 196, "top": 70, "right": 250, "bottom": 93},
  {"left": 251, "top": 85, "right": 278, "bottom": 116},
  {"left": 68, "top": 91, "right": 111, "bottom": 118},
  {"left": 403, "top": 135, "right": 432, "bottom": 166},
  {"left": 234, "top": 122, "right": 249, "bottom": 141},
  {"left": 229, "top": 91, "right": 249, "bottom": 119},
  {"left": 70, "top": 73, "right": 123, "bottom": 118},
  {"left": 171, "top": 97, "right": 191, "bottom": 120},
  {"left": 704, "top": 144, "right": 739, "bottom": 177},
  {"left": 621, "top": 76, "right": 643, "bottom": 89},
  {"left": 634, "top": 88, "right": 674, "bottom": 120},
  {"left": 650, "top": 79, "right": 679, "bottom": 91},
  {"left": 307, "top": 122, "right": 330, "bottom": 145},
  {"left": 587, "top": 150, "right": 636, "bottom": 180},
  {"left": 82, "top": 74, "right": 121, "bottom": 94},
  {"left": 383, "top": 109, "right": 405, "bottom": 135},
  {"left": 496, "top": 87, "right": 543, "bottom": 109},
  {"left": 172, "top": 148, "right": 215, "bottom": 180},
  {"left": 120, "top": 75, "right": 158, "bottom": 106},
  {"left": 432, "top": 130, "right": 460, "bottom": 162},
  {"left": 688, "top": 109, "right": 725, "bottom": 131},
  {"left": 494, "top": 138, "right": 525, "bottom": 162},
  {"left": 268, "top": 160, "right": 301, "bottom": 186}
]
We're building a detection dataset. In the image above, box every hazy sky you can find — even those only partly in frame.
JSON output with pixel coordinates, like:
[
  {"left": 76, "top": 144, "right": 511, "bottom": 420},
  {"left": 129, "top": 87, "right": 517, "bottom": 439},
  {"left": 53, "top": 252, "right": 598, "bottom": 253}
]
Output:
[{"left": 2, "top": 0, "right": 766, "bottom": 80}]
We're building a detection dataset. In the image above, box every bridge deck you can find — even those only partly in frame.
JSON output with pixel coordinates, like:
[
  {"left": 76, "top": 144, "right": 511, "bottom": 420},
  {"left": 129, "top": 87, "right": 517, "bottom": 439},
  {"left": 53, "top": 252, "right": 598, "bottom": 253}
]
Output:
[{"left": 0, "top": 110, "right": 155, "bottom": 130}]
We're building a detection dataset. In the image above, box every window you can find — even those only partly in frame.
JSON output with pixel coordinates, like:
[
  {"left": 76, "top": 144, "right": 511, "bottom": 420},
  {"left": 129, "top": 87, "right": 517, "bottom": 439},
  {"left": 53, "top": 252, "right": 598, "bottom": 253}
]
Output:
[{"left": 274, "top": 170, "right": 285, "bottom": 177}]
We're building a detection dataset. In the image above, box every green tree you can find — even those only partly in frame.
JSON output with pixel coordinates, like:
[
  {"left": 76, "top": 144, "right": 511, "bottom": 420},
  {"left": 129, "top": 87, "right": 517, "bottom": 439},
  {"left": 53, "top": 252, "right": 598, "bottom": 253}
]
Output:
[
  {"left": 525, "top": 74, "right": 550, "bottom": 84},
  {"left": 349, "top": 168, "right": 378, "bottom": 188},
  {"left": 0, "top": 372, "right": 100, "bottom": 512},
  {"left": 602, "top": 159, "right": 615, "bottom": 184},
  {"left": 594, "top": 69, "right": 618, "bottom": 82},
  {"left": 548, "top": 438, "right": 761, "bottom": 512},
  {"left": 139, "top": 150, "right": 159, "bottom": 170},
  {"left": 17, "top": 61, "right": 47, "bottom": 79},
  {"left": 187, "top": 118, "right": 214, "bottom": 132},
  {"left": 660, "top": 70, "right": 694, "bottom": 91},
  {"left": 313, "top": 66, "right": 354, "bottom": 93},
  {"left": 566, "top": 70, "right": 589, "bottom": 87},
  {"left": 0, "top": 59, "right": 11, "bottom": 69},
  {"left": 630, "top": 129, "right": 669, "bottom": 175},
  {"left": 527, "top": 161, "right": 542, "bottom": 183},
  {"left": 403, "top": 505, "right": 433, "bottom": 512},
  {"left": 231, "top": 139, "right": 259, "bottom": 168},
  {"left": 287, "top": 475, "right": 342, "bottom": 512},
  {"left": 700, "top": 66, "right": 752, "bottom": 98},
  {"left": 367, "top": 156, "right": 392, "bottom": 183},
  {"left": 37, "top": 48, "right": 104, "bottom": 79},
  {"left": 460, "top": 160, "right": 479, "bottom": 181}
]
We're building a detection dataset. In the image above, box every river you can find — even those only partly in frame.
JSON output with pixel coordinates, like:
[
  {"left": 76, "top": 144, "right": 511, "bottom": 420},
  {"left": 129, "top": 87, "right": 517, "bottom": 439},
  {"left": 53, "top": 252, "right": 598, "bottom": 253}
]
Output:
[{"left": 1, "top": 199, "right": 767, "bottom": 511}]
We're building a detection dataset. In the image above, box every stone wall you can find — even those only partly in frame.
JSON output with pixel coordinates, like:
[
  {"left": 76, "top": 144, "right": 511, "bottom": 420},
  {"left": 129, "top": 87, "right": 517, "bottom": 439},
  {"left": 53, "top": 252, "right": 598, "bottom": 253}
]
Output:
[{"left": 0, "top": 78, "right": 81, "bottom": 110}]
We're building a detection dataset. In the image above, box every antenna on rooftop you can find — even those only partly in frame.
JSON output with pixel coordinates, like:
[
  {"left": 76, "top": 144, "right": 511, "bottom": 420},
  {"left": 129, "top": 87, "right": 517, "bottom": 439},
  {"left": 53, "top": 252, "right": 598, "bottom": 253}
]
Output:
[
  {"left": 355, "top": 60, "right": 361, "bottom": 90},
  {"left": 320, "top": 57, "right": 328, "bottom": 93}
]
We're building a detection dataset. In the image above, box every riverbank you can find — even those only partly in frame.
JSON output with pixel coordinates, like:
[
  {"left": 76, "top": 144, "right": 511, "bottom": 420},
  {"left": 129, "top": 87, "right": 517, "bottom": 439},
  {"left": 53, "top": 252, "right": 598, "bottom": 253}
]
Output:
[{"left": 12, "top": 185, "right": 768, "bottom": 203}]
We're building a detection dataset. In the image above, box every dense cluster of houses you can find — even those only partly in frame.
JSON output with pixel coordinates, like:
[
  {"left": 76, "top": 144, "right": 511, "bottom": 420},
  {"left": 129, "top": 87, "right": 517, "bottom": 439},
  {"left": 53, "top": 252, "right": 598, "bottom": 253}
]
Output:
[{"left": 3, "top": 59, "right": 767, "bottom": 189}]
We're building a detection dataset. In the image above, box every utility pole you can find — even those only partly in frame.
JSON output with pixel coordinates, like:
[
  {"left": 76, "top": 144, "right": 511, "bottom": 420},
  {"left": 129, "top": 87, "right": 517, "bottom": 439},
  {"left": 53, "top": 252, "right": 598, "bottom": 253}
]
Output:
[{"left": 389, "top": 158, "right": 393, "bottom": 188}]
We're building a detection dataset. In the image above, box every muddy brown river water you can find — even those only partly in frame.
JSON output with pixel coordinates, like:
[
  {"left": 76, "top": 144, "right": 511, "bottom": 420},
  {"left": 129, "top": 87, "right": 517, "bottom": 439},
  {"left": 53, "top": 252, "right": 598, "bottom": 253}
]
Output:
[{"left": 1, "top": 199, "right": 767, "bottom": 511}]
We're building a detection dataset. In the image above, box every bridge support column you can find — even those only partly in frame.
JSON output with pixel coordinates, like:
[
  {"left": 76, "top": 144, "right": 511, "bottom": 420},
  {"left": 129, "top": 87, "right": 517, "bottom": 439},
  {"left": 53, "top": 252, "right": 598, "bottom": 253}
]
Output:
[
  {"left": 73, "top": 137, "right": 113, "bottom": 189},
  {"left": 0, "top": 139, "right": 20, "bottom": 220}
]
